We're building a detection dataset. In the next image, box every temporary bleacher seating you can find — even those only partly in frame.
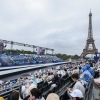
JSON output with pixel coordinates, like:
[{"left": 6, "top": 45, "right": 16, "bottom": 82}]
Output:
[
  {"left": 0, "top": 57, "right": 15, "bottom": 66},
  {"left": 0, "top": 54, "right": 63, "bottom": 67}
]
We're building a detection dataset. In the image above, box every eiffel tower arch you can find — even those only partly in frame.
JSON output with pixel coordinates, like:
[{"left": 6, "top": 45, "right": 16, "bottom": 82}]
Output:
[{"left": 81, "top": 11, "right": 98, "bottom": 57}]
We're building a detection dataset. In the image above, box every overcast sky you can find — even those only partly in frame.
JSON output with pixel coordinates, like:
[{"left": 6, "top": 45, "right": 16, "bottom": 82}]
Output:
[{"left": 0, "top": 0, "right": 100, "bottom": 55}]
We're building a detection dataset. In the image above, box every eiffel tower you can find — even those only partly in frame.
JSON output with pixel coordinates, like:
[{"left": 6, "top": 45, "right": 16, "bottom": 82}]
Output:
[{"left": 81, "top": 11, "right": 98, "bottom": 57}]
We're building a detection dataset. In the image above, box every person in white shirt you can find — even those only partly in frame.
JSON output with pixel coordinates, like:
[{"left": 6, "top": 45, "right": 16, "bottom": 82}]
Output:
[
  {"left": 57, "top": 68, "right": 62, "bottom": 75},
  {"left": 50, "top": 72, "right": 54, "bottom": 79},
  {"left": 56, "top": 66, "right": 60, "bottom": 70},
  {"left": 71, "top": 67, "right": 79, "bottom": 74},
  {"left": 24, "top": 88, "right": 45, "bottom": 100},
  {"left": 47, "top": 73, "right": 52, "bottom": 81},
  {"left": 61, "top": 70, "right": 66, "bottom": 76},
  {"left": 0, "top": 80, "right": 3, "bottom": 85},
  {"left": 25, "top": 80, "right": 37, "bottom": 97},
  {"left": 36, "top": 76, "right": 42, "bottom": 83},
  {"left": 39, "top": 70, "right": 42, "bottom": 74}
]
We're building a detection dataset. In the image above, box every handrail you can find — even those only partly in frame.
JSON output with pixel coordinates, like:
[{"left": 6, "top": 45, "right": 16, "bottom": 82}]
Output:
[{"left": 0, "top": 83, "right": 22, "bottom": 94}]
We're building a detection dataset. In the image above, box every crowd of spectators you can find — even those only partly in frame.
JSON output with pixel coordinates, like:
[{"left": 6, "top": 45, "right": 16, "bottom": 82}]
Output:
[{"left": 0, "top": 60, "right": 99, "bottom": 100}]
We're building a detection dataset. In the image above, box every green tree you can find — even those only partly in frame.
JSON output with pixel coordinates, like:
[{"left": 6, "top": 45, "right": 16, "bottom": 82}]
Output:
[{"left": 3, "top": 49, "right": 37, "bottom": 54}]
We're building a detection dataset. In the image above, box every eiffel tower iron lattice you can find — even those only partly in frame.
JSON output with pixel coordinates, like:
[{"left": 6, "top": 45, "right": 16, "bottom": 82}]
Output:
[{"left": 81, "top": 11, "right": 98, "bottom": 57}]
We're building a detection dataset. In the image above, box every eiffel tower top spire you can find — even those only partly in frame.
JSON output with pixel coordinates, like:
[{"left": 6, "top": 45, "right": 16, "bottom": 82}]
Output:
[
  {"left": 89, "top": 9, "right": 92, "bottom": 16},
  {"left": 88, "top": 10, "right": 93, "bottom": 39}
]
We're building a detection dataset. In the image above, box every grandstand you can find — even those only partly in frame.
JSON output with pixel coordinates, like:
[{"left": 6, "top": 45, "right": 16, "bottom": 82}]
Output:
[
  {"left": 0, "top": 39, "right": 64, "bottom": 67},
  {"left": 0, "top": 61, "right": 99, "bottom": 100},
  {"left": 0, "top": 54, "right": 63, "bottom": 67},
  {"left": 0, "top": 41, "right": 99, "bottom": 100}
]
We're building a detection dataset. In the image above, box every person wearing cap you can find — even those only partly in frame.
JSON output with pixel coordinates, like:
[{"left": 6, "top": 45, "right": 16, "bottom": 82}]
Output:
[
  {"left": 0, "top": 97, "right": 4, "bottom": 100},
  {"left": 70, "top": 89, "right": 84, "bottom": 100},
  {"left": 46, "top": 93, "right": 59, "bottom": 100}
]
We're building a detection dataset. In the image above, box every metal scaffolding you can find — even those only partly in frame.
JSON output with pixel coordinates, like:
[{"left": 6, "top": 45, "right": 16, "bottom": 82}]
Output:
[{"left": 0, "top": 39, "right": 54, "bottom": 55}]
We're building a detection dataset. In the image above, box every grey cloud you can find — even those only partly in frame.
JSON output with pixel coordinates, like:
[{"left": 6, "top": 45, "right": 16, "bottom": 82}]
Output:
[{"left": 0, "top": 0, "right": 100, "bottom": 55}]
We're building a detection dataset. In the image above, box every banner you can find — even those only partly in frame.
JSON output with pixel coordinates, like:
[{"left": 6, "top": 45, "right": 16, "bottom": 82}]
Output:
[{"left": 37, "top": 47, "right": 45, "bottom": 55}]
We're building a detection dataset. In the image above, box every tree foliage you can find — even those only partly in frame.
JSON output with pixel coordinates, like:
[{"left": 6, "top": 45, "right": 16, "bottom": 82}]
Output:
[
  {"left": 3, "top": 49, "right": 37, "bottom": 54},
  {"left": 3, "top": 49, "right": 80, "bottom": 60},
  {"left": 55, "top": 53, "right": 80, "bottom": 60}
]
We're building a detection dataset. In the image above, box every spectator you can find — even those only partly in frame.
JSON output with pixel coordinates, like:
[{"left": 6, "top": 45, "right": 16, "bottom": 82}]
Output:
[
  {"left": 47, "top": 73, "right": 52, "bottom": 81},
  {"left": 36, "top": 76, "right": 42, "bottom": 83},
  {"left": 68, "top": 73, "right": 85, "bottom": 96},
  {"left": 50, "top": 72, "right": 54, "bottom": 79},
  {"left": 89, "top": 62, "right": 93, "bottom": 67},
  {"left": 70, "top": 89, "right": 84, "bottom": 100},
  {"left": 52, "top": 72, "right": 58, "bottom": 84},
  {"left": 0, "top": 97, "right": 4, "bottom": 100},
  {"left": 42, "top": 79, "right": 48, "bottom": 87},
  {"left": 0, "top": 80, "right": 4, "bottom": 85},
  {"left": 71, "top": 67, "right": 79, "bottom": 74},
  {"left": 86, "top": 64, "right": 94, "bottom": 76},
  {"left": 46, "top": 93, "right": 59, "bottom": 100},
  {"left": 21, "top": 82, "right": 26, "bottom": 95},
  {"left": 80, "top": 67, "right": 92, "bottom": 83},
  {"left": 79, "top": 66, "right": 82, "bottom": 75},
  {"left": 23, "top": 88, "right": 45, "bottom": 100},
  {"left": 60, "top": 69, "right": 66, "bottom": 76},
  {"left": 56, "top": 74, "right": 63, "bottom": 85},
  {"left": 25, "top": 80, "right": 37, "bottom": 98},
  {"left": 7, "top": 90, "right": 19, "bottom": 100}
]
